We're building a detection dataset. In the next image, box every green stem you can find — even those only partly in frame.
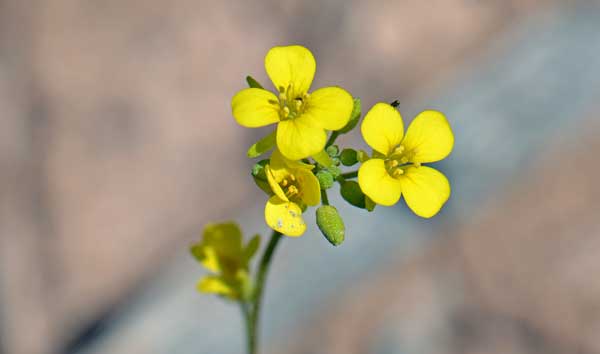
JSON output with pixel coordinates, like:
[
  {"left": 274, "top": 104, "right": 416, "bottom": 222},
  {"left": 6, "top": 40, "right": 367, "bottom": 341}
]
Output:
[
  {"left": 321, "top": 189, "right": 330, "bottom": 205},
  {"left": 240, "top": 302, "right": 252, "bottom": 354},
  {"left": 325, "top": 131, "right": 340, "bottom": 148},
  {"left": 340, "top": 170, "right": 358, "bottom": 179},
  {"left": 247, "top": 230, "right": 283, "bottom": 354}
]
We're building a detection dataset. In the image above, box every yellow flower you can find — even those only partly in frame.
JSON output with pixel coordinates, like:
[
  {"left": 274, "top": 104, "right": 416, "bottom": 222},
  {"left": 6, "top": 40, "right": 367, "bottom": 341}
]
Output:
[
  {"left": 358, "top": 103, "right": 454, "bottom": 218},
  {"left": 264, "top": 149, "right": 321, "bottom": 236},
  {"left": 190, "top": 222, "right": 260, "bottom": 299},
  {"left": 232, "top": 45, "right": 354, "bottom": 160}
]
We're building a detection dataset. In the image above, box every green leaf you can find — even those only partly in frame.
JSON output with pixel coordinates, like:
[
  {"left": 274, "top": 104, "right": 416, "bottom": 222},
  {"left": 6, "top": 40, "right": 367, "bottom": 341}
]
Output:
[
  {"left": 312, "top": 150, "right": 333, "bottom": 167},
  {"left": 316, "top": 205, "right": 345, "bottom": 246},
  {"left": 247, "top": 130, "right": 276, "bottom": 158},
  {"left": 340, "top": 180, "right": 366, "bottom": 209},
  {"left": 340, "top": 148, "right": 358, "bottom": 166},
  {"left": 246, "top": 75, "right": 264, "bottom": 89},
  {"left": 338, "top": 98, "right": 361, "bottom": 134},
  {"left": 244, "top": 234, "right": 261, "bottom": 261}
]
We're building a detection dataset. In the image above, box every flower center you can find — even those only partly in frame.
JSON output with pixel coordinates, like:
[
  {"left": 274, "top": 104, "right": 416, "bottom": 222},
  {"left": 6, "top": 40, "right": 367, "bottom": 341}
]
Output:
[
  {"left": 385, "top": 145, "right": 420, "bottom": 178},
  {"left": 277, "top": 84, "right": 309, "bottom": 121},
  {"left": 280, "top": 174, "right": 302, "bottom": 200}
]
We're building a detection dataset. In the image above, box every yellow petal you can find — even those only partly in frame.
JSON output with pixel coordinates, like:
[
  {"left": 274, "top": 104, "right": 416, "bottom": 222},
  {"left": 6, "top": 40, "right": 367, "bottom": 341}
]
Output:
[
  {"left": 361, "top": 103, "right": 404, "bottom": 156},
  {"left": 203, "top": 222, "right": 243, "bottom": 256},
  {"left": 193, "top": 246, "right": 220, "bottom": 273},
  {"left": 302, "top": 87, "right": 353, "bottom": 130},
  {"left": 402, "top": 110, "right": 454, "bottom": 163},
  {"left": 265, "top": 165, "right": 289, "bottom": 202},
  {"left": 357, "top": 159, "right": 402, "bottom": 206},
  {"left": 265, "top": 45, "right": 316, "bottom": 96},
  {"left": 397, "top": 165, "right": 450, "bottom": 218},
  {"left": 197, "top": 276, "right": 235, "bottom": 297},
  {"left": 276, "top": 118, "right": 326, "bottom": 160},
  {"left": 264, "top": 196, "right": 306, "bottom": 237},
  {"left": 198, "top": 276, "right": 229, "bottom": 293},
  {"left": 270, "top": 148, "right": 314, "bottom": 171},
  {"left": 232, "top": 88, "right": 280, "bottom": 128},
  {"left": 295, "top": 168, "right": 321, "bottom": 206}
]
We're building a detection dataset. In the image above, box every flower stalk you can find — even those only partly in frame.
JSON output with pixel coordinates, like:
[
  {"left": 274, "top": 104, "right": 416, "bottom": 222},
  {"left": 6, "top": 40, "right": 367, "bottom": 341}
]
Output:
[
  {"left": 190, "top": 44, "right": 455, "bottom": 354},
  {"left": 245, "top": 230, "right": 283, "bottom": 354}
]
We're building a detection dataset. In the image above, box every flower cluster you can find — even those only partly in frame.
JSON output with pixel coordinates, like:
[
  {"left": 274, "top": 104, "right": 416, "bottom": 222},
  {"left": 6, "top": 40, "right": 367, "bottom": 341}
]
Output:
[
  {"left": 191, "top": 44, "right": 454, "bottom": 298},
  {"left": 190, "top": 223, "right": 259, "bottom": 299},
  {"left": 234, "top": 45, "right": 454, "bottom": 238}
]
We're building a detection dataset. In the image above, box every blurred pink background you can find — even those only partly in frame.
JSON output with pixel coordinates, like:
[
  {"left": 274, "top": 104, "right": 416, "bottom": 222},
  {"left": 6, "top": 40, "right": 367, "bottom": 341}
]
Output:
[{"left": 2, "top": 1, "right": 600, "bottom": 354}]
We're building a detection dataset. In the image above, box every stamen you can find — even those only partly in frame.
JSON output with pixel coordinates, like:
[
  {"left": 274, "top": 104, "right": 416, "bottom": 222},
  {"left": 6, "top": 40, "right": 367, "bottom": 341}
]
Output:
[
  {"left": 392, "top": 169, "right": 404, "bottom": 177},
  {"left": 286, "top": 185, "right": 299, "bottom": 197},
  {"left": 281, "top": 179, "right": 288, "bottom": 187},
  {"left": 394, "top": 145, "right": 405, "bottom": 154},
  {"left": 289, "top": 174, "right": 296, "bottom": 182}
]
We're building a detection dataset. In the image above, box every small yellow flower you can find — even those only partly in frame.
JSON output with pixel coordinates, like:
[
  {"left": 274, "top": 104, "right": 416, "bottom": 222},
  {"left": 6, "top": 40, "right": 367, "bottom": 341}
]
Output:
[
  {"left": 190, "top": 222, "right": 260, "bottom": 299},
  {"left": 358, "top": 103, "right": 454, "bottom": 218},
  {"left": 264, "top": 149, "right": 321, "bottom": 236},
  {"left": 232, "top": 45, "right": 354, "bottom": 160}
]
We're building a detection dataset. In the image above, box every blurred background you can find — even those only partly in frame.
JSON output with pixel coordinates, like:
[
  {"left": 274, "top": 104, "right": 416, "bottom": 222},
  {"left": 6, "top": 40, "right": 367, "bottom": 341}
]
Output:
[{"left": 2, "top": 0, "right": 600, "bottom": 353}]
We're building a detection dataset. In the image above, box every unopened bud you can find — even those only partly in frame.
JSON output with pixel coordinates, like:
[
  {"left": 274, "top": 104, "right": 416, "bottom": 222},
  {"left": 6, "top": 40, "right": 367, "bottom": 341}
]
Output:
[{"left": 316, "top": 205, "right": 345, "bottom": 246}]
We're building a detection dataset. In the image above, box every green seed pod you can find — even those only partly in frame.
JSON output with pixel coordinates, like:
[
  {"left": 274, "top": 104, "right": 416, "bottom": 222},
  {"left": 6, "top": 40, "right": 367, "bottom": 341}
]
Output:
[
  {"left": 340, "top": 148, "right": 358, "bottom": 166},
  {"left": 316, "top": 205, "right": 345, "bottom": 246},
  {"left": 340, "top": 180, "right": 366, "bottom": 209},
  {"left": 316, "top": 170, "right": 334, "bottom": 190},
  {"left": 326, "top": 144, "right": 339, "bottom": 157}
]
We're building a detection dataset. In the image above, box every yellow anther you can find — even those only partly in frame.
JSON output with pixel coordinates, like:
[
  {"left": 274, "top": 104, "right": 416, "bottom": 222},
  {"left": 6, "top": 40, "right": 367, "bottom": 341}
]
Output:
[
  {"left": 289, "top": 174, "right": 296, "bottom": 182},
  {"left": 390, "top": 160, "right": 399, "bottom": 168},
  {"left": 295, "top": 99, "right": 302, "bottom": 111},
  {"left": 394, "top": 145, "right": 405, "bottom": 154},
  {"left": 283, "top": 106, "right": 290, "bottom": 118},
  {"left": 286, "top": 185, "right": 299, "bottom": 197},
  {"left": 400, "top": 157, "right": 409, "bottom": 164},
  {"left": 413, "top": 162, "right": 421, "bottom": 168},
  {"left": 392, "top": 168, "right": 404, "bottom": 177},
  {"left": 281, "top": 179, "right": 288, "bottom": 187}
]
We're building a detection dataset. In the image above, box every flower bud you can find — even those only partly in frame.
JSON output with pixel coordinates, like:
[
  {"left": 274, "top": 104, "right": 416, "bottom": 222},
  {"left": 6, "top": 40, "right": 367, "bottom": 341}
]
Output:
[
  {"left": 340, "top": 180, "right": 366, "bottom": 209},
  {"left": 316, "top": 170, "right": 334, "bottom": 190},
  {"left": 326, "top": 144, "right": 339, "bottom": 157},
  {"left": 316, "top": 205, "right": 345, "bottom": 246},
  {"left": 357, "top": 149, "right": 369, "bottom": 162},
  {"left": 340, "top": 148, "right": 358, "bottom": 166}
]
